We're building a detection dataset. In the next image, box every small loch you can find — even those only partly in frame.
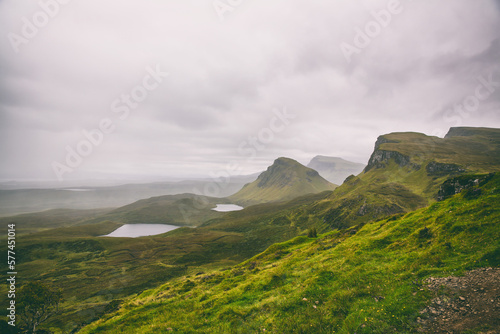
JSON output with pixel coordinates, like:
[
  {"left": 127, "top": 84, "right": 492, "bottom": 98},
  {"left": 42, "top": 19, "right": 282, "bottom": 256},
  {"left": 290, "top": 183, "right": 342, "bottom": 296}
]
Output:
[{"left": 212, "top": 204, "right": 244, "bottom": 212}]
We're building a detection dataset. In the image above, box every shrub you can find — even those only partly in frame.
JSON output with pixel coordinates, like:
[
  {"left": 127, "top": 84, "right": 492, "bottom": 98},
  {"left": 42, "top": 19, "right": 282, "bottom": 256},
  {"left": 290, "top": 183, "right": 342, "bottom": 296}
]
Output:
[{"left": 308, "top": 227, "right": 318, "bottom": 238}]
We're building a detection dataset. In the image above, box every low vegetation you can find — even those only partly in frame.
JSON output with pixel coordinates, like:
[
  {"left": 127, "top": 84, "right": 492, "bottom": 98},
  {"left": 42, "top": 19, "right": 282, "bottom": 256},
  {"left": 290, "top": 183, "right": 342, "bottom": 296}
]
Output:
[
  {"left": 2, "top": 127, "right": 498, "bottom": 333},
  {"left": 80, "top": 173, "right": 500, "bottom": 333}
]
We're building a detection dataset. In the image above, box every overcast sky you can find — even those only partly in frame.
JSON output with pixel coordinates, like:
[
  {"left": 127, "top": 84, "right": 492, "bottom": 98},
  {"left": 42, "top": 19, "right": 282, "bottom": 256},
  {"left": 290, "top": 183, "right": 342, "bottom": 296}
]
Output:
[{"left": 1, "top": 0, "right": 499, "bottom": 182}]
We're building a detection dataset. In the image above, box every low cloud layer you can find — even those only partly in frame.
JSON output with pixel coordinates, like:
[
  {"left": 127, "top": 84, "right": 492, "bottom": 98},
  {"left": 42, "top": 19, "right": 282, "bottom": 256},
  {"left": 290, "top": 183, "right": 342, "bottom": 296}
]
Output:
[{"left": 1, "top": 0, "right": 499, "bottom": 181}]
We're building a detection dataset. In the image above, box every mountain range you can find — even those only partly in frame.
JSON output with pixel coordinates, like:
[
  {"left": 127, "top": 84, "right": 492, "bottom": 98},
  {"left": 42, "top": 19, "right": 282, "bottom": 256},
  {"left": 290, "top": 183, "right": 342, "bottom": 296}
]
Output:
[{"left": 1, "top": 126, "right": 499, "bottom": 333}]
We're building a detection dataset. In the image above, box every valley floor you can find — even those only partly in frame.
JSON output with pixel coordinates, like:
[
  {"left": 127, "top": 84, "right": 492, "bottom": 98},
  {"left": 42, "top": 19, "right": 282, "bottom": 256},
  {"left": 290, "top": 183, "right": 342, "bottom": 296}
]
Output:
[{"left": 77, "top": 174, "right": 500, "bottom": 333}]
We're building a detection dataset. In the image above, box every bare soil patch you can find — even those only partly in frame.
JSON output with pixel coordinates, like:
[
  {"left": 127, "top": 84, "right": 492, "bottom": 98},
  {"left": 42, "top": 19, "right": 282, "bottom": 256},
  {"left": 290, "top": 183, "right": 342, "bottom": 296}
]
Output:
[{"left": 417, "top": 267, "right": 500, "bottom": 333}]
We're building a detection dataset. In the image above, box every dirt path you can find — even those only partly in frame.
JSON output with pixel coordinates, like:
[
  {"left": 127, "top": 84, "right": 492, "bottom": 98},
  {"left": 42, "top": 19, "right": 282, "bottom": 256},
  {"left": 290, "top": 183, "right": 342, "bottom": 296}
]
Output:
[{"left": 417, "top": 267, "right": 500, "bottom": 333}]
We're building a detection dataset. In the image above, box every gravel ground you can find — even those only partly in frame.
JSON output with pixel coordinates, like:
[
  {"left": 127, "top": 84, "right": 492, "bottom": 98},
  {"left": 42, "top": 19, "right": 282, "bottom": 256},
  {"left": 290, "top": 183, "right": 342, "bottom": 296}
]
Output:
[{"left": 417, "top": 267, "right": 500, "bottom": 333}]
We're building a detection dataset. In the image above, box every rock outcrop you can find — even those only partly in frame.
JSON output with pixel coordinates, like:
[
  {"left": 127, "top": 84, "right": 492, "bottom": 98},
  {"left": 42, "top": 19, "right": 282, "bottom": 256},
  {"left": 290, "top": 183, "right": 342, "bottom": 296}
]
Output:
[
  {"left": 364, "top": 136, "right": 420, "bottom": 172},
  {"left": 436, "top": 173, "right": 495, "bottom": 201},
  {"left": 426, "top": 161, "right": 465, "bottom": 177}
]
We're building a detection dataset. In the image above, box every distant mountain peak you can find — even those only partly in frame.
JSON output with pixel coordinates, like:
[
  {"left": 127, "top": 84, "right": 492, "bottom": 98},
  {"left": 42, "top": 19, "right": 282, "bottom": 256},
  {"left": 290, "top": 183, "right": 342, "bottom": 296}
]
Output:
[
  {"left": 271, "top": 157, "right": 303, "bottom": 168},
  {"left": 307, "top": 155, "right": 366, "bottom": 185},
  {"left": 256, "top": 157, "right": 320, "bottom": 188},
  {"left": 230, "top": 157, "right": 336, "bottom": 205}
]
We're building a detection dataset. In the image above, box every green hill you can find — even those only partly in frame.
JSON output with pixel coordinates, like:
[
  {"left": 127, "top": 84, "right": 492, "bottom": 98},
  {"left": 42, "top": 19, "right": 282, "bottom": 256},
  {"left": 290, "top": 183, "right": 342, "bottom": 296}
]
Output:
[
  {"left": 229, "top": 157, "right": 337, "bottom": 206},
  {"left": 365, "top": 127, "right": 500, "bottom": 174},
  {"left": 0, "top": 208, "right": 113, "bottom": 235},
  {"left": 0, "top": 177, "right": 257, "bottom": 217},
  {"left": 0, "top": 194, "right": 232, "bottom": 235},
  {"left": 4, "top": 127, "right": 499, "bottom": 333},
  {"left": 307, "top": 155, "right": 366, "bottom": 184},
  {"left": 79, "top": 172, "right": 500, "bottom": 334},
  {"left": 305, "top": 127, "right": 500, "bottom": 230},
  {"left": 92, "top": 193, "right": 231, "bottom": 226},
  {"left": 0, "top": 191, "right": 336, "bottom": 333}
]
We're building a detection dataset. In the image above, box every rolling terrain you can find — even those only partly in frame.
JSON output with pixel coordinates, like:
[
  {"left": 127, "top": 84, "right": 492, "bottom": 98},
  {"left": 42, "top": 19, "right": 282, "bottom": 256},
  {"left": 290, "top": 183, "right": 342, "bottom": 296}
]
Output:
[
  {"left": 304, "top": 127, "right": 500, "bottom": 231},
  {"left": 0, "top": 170, "right": 338, "bottom": 332},
  {"left": 0, "top": 174, "right": 258, "bottom": 217},
  {"left": 0, "top": 193, "right": 229, "bottom": 235},
  {"left": 0, "top": 191, "right": 337, "bottom": 333},
  {"left": 80, "top": 172, "right": 500, "bottom": 333},
  {"left": 0, "top": 208, "right": 113, "bottom": 235},
  {"left": 1, "top": 126, "right": 499, "bottom": 333},
  {"left": 82, "top": 193, "right": 234, "bottom": 227}
]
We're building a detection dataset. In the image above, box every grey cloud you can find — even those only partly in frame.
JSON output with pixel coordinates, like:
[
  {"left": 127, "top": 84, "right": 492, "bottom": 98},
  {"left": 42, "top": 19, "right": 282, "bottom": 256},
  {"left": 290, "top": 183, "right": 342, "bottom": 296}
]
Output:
[{"left": 0, "top": 0, "right": 499, "bottom": 181}]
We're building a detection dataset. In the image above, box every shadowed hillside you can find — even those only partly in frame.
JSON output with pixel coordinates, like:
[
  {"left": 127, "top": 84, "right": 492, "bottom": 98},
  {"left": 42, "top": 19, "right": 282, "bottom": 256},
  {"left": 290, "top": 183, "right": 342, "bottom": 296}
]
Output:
[
  {"left": 86, "top": 193, "right": 232, "bottom": 227},
  {"left": 3, "top": 127, "right": 499, "bottom": 333},
  {"left": 79, "top": 173, "right": 500, "bottom": 334}
]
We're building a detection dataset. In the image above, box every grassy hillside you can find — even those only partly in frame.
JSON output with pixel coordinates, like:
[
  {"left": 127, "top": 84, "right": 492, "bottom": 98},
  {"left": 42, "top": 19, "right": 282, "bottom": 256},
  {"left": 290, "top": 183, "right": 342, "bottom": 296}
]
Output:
[
  {"left": 230, "top": 157, "right": 337, "bottom": 206},
  {"left": 79, "top": 172, "right": 500, "bottom": 334},
  {"left": 368, "top": 127, "right": 500, "bottom": 173},
  {"left": 302, "top": 127, "right": 500, "bottom": 231},
  {"left": 90, "top": 193, "right": 232, "bottom": 227},
  {"left": 0, "top": 176, "right": 257, "bottom": 216},
  {"left": 0, "top": 193, "right": 231, "bottom": 236},
  {"left": 0, "top": 191, "right": 336, "bottom": 333},
  {"left": 4, "top": 127, "right": 499, "bottom": 333},
  {"left": 307, "top": 155, "right": 366, "bottom": 185},
  {"left": 207, "top": 128, "right": 500, "bottom": 238},
  {"left": 0, "top": 221, "right": 247, "bottom": 332},
  {"left": 0, "top": 208, "right": 113, "bottom": 235}
]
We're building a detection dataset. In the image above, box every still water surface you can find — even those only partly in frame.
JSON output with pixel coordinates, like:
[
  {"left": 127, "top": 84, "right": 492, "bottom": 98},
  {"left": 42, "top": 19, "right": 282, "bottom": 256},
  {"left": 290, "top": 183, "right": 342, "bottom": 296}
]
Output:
[
  {"left": 212, "top": 204, "right": 244, "bottom": 212},
  {"left": 103, "top": 224, "right": 179, "bottom": 238}
]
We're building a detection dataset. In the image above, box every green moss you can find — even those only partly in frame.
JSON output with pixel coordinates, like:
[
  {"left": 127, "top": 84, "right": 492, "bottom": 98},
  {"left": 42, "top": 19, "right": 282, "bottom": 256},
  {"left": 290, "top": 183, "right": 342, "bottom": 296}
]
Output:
[{"left": 77, "top": 174, "right": 500, "bottom": 334}]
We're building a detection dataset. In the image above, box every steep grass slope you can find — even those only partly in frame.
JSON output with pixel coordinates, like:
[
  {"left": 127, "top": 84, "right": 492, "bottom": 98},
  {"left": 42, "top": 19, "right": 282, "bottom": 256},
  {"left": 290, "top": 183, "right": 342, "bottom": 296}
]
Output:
[
  {"left": 208, "top": 128, "right": 500, "bottom": 236},
  {"left": 307, "top": 127, "right": 500, "bottom": 230},
  {"left": 0, "top": 220, "right": 247, "bottom": 333},
  {"left": 0, "top": 191, "right": 335, "bottom": 333},
  {"left": 5, "top": 127, "right": 499, "bottom": 333},
  {"left": 79, "top": 173, "right": 500, "bottom": 334},
  {"left": 230, "top": 157, "right": 337, "bottom": 206}
]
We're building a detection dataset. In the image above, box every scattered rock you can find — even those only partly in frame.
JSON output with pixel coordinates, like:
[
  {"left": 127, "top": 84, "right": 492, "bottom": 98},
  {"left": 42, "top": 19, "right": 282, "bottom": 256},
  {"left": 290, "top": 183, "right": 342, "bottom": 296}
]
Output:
[{"left": 418, "top": 267, "right": 500, "bottom": 333}]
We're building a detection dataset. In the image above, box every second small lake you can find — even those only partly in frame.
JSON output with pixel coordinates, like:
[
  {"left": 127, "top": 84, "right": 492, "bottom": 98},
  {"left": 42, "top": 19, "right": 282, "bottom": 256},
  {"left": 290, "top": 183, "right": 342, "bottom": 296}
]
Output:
[{"left": 212, "top": 204, "right": 244, "bottom": 212}]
